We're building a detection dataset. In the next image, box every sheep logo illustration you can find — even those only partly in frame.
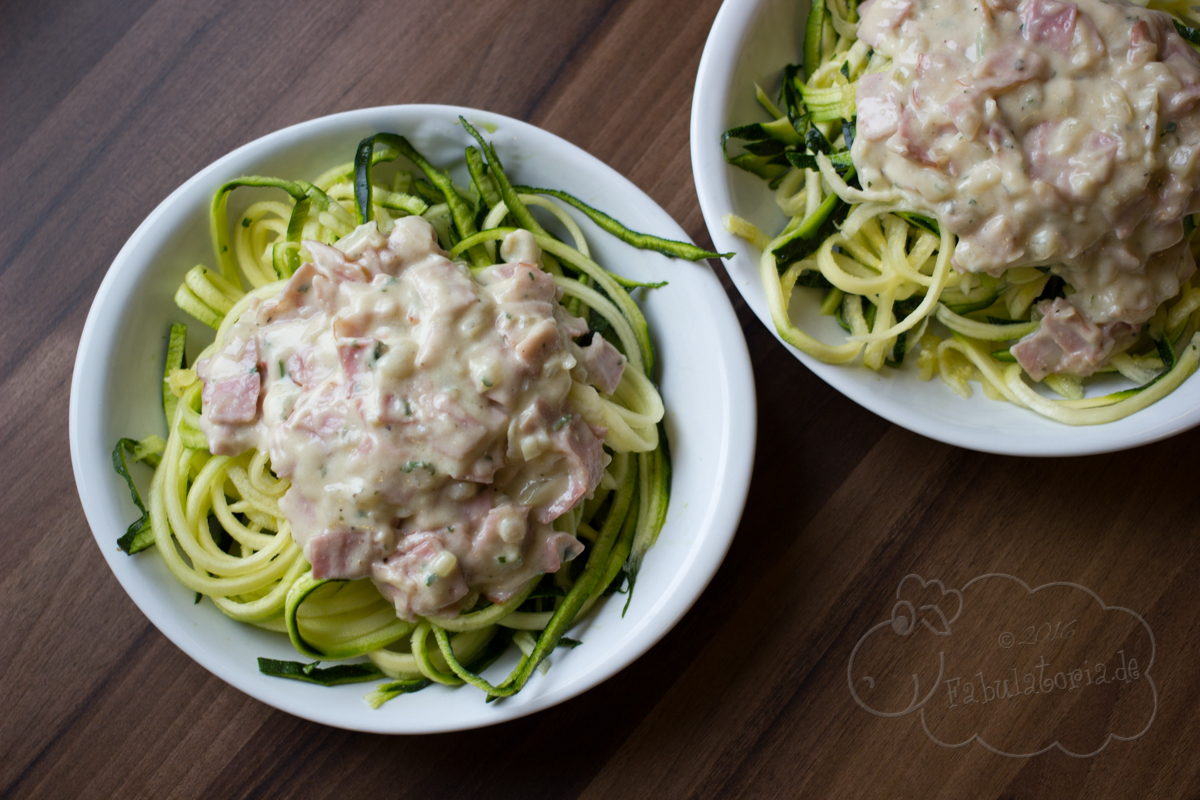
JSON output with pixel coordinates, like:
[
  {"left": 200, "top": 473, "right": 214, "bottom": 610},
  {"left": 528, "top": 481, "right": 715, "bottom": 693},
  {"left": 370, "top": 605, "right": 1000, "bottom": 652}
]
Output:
[{"left": 848, "top": 573, "right": 1157, "bottom": 757}]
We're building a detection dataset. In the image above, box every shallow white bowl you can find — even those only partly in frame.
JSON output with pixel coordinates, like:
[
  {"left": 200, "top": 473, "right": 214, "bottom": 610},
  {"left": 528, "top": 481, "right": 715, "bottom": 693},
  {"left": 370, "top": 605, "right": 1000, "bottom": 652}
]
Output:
[
  {"left": 691, "top": 0, "right": 1200, "bottom": 456},
  {"left": 70, "top": 105, "right": 756, "bottom": 733}
]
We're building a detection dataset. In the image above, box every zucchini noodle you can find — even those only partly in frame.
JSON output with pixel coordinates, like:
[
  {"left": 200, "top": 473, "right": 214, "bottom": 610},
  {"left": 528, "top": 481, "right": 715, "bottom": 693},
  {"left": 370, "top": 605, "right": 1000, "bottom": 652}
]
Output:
[
  {"left": 722, "top": 0, "right": 1200, "bottom": 424},
  {"left": 114, "top": 120, "right": 718, "bottom": 705}
]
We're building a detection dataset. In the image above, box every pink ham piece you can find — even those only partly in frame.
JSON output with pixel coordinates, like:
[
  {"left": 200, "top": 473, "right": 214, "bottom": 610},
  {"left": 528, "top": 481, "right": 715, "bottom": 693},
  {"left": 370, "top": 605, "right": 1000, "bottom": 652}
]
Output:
[
  {"left": 1024, "top": 122, "right": 1117, "bottom": 203},
  {"left": 372, "top": 534, "right": 470, "bottom": 621},
  {"left": 576, "top": 336, "right": 627, "bottom": 395},
  {"left": 540, "top": 533, "right": 586, "bottom": 573},
  {"left": 199, "top": 338, "right": 260, "bottom": 424},
  {"left": 968, "top": 44, "right": 1049, "bottom": 92},
  {"left": 1020, "top": 0, "right": 1077, "bottom": 54},
  {"left": 856, "top": 0, "right": 912, "bottom": 47},
  {"left": 255, "top": 262, "right": 335, "bottom": 325},
  {"left": 855, "top": 73, "right": 903, "bottom": 142},
  {"left": 308, "top": 528, "right": 391, "bottom": 580},
  {"left": 1011, "top": 298, "right": 1119, "bottom": 379},
  {"left": 501, "top": 397, "right": 608, "bottom": 524}
]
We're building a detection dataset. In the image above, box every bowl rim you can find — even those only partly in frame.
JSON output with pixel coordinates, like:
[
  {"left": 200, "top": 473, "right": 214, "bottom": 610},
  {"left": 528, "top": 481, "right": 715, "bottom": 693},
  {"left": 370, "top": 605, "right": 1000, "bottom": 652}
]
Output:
[
  {"left": 689, "top": 0, "right": 1200, "bottom": 457},
  {"left": 69, "top": 103, "right": 758, "bottom": 732}
]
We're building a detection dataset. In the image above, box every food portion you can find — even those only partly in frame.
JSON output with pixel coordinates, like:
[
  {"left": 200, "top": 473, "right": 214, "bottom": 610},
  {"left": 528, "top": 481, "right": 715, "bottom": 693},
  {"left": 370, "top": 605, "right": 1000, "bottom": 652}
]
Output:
[
  {"left": 197, "top": 217, "right": 623, "bottom": 621},
  {"left": 854, "top": 0, "right": 1200, "bottom": 379},
  {"left": 721, "top": 0, "right": 1200, "bottom": 423},
  {"left": 114, "top": 120, "right": 716, "bottom": 705}
]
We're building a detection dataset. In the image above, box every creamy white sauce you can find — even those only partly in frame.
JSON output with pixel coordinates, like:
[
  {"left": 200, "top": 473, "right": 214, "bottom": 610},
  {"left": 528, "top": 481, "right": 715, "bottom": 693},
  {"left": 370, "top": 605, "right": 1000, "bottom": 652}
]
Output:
[
  {"left": 854, "top": 0, "right": 1200, "bottom": 375},
  {"left": 197, "top": 218, "right": 627, "bottom": 620}
]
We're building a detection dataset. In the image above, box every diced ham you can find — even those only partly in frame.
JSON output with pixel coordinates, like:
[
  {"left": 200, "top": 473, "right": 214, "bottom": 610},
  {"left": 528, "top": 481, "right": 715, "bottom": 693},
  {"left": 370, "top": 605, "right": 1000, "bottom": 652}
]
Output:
[
  {"left": 856, "top": 73, "right": 903, "bottom": 142},
  {"left": 407, "top": 260, "right": 481, "bottom": 367},
  {"left": 488, "top": 261, "right": 559, "bottom": 305},
  {"left": 576, "top": 335, "right": 627, "bottom": 395},
  {"left": 406, "top": 258, "right": 479, "bottom": 317},
  {"left": 372, "top": 534, "right": 471, "bottom": 621},
  {"left": 336, "top": 337, "right": 374, "bottom": 396},
  {"left": 897, "top": 103, "right": 947, "bottom": 167},
  {"left": 538, "top": 533, "right": 585, "bottom": 574},
  {"left": 856, "top": 0, "right": 912, "bottom": 47},
  {"left": 1021, "top": 0, "right": 1077, "bottom": 55},
  {"left": 945, "top": 91, "right": 983, "bottom": 139},
  {"left": 1024, "top": 121, "right": 1117, "bottom": 202},
  {"left": 479, "top": 504, "right": 531, "bottom": 549},
  {"left": 1012, "top": 298, "right": 1118, "bottom": 379},
  {"left": 514, "top": 318, "right": 562, "bottom": 363},
  {"left": 204, "top": 373, "right": 259, "bottom": 424},
  {"left": 969, "top": 44, "right": 1049, "bottom": 92},
  {"left": 199, "top": 338, "right": 260, "bottom": 425},
  {"left": 541, "top": 416, "right": 607, "bottom": 523},
  {"left": 467, "top": 503, "right": 531, "bottom": 587},
  {"left": 283, "top": 348, "right": 327, "bottom": 389},
  {"left": 423, "top": 389, "right": 500, "bottom": 467},
  {"left": 308, "top": 528, "right": 391, "bottom": 580},
  {"left": 1162, "top": 33, "right": 1200, "bottom": 114},
  {"left": 1128, "top": 20, "right": 1160, "bottom": 66},
  {"left": 279, "top": 380, "right": 347, "bottom": 443},
  {"left": 255, "top": 262, "right": 335, "bottom": 324},
  {"left": 559, "top": 312, "right": 589, "bottom": 339},
  {"left": 305, "top": 240, "right": 370, "bottom": 283}
]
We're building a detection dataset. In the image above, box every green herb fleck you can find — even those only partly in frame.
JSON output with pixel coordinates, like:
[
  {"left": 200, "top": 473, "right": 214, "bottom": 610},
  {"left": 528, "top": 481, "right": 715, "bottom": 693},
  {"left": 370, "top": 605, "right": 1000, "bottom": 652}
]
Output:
[
  {"left": 241, "top": 218, "right": 251, "bottom": 228},
  {"left": 553, "top": 415, "right": 572, "bottom": 431}
]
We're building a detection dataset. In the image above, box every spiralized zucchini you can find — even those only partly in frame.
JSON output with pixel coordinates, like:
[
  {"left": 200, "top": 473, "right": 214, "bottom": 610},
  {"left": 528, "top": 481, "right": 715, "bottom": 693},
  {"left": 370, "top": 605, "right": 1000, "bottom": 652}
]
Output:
[
  {"left": 721, "top": 0, "right": 1200, "bottom": 425},
  {"left": 116, "top": 120, "right": 716, "bottom": 705}
]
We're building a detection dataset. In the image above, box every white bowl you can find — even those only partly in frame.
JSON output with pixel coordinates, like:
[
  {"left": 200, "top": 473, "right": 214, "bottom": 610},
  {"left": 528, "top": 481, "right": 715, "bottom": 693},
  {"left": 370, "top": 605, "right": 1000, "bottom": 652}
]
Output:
[
  {"left": 70, "top": 105, "right": 756, "bottom": 733},
  {"left": 690, "top": 0, "right": 1200, "bottom": 456}
]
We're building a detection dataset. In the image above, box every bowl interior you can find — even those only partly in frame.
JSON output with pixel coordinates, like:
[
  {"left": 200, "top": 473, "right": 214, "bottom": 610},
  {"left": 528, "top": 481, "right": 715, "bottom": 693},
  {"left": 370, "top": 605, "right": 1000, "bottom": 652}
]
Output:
[
  {"left": 690, "top": 0, "right": 1200, "bottom": 456},
  {"left": 70, "top": 105, "right": 756, "bottom": 732}
]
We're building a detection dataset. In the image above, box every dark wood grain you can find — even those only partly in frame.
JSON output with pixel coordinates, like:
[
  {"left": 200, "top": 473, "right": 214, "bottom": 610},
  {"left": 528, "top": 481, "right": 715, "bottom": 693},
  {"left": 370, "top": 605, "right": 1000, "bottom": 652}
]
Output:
[{"left": 3, "top": 0, "right": 1199, "bottom": 797}]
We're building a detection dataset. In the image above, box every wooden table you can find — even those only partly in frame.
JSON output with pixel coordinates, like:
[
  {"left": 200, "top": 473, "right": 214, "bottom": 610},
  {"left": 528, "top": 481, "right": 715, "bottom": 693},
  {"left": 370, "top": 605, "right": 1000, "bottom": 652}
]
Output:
[{"left": 4, "top": 0, "right": 1199, "bottom": 796}]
